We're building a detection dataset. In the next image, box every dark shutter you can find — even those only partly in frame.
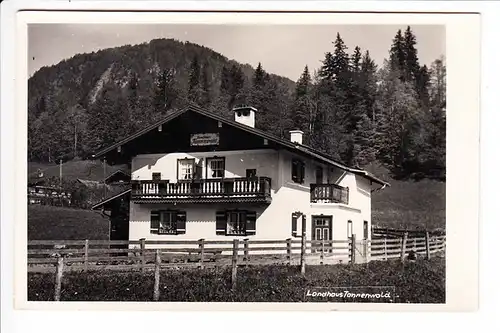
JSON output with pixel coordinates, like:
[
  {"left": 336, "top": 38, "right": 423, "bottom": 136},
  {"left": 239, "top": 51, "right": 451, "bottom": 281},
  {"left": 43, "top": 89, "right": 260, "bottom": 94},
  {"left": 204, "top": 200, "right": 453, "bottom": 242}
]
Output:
[
  {"left": 176, "top": 211, "right": 186, "bottom": 234},
  {"left": 150, "top": 211, "right": 160, "bottom": 233},
  {"left": 216, "top": 211, "right": 226, "bottom": 235},
  {"left": 291, "top": 214, "right": 298, "bottom": 237},
  {"left": 245, "top": 211, "right": 257, "bottom": 236}
]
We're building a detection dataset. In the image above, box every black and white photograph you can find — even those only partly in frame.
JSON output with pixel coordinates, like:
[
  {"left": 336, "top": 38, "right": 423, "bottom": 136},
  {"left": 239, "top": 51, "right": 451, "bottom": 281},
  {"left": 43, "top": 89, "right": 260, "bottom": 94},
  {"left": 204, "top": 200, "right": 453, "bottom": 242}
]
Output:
[{"left": 9, "top": 8, "right": 479, "bottom": 311}]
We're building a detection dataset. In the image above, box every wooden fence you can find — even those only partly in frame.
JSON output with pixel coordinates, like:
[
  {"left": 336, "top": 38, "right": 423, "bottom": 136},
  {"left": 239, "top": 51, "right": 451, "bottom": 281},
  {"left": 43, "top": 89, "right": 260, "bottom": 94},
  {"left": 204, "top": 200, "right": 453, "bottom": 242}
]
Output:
[{"left": 28, "top": 233, "right": 445, "bottom": 301}]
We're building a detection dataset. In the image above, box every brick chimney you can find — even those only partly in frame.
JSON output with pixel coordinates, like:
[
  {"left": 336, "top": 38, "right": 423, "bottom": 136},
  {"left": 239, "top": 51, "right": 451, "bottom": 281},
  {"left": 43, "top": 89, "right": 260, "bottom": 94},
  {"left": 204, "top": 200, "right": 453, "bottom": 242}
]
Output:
[
  {"left": 233, "top": 106, "right": 256, "bottom": 128},
  {"left": 290, "top": 130, "right": 304, "bottom": 145}
]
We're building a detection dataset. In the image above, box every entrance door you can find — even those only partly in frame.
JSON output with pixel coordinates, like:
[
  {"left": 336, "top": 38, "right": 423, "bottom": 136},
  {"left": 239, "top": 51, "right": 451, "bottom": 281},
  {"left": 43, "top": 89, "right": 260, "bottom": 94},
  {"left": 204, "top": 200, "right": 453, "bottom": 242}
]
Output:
[{"left": 312, "top": 216, "right": 332, "bottom": 252}]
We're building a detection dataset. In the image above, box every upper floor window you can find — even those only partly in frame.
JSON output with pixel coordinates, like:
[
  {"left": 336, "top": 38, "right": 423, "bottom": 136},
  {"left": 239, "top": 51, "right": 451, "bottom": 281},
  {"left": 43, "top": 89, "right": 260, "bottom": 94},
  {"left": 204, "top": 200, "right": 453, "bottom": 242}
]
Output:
[
  {"left": 177, "top": 158, "right": 195, "bottom": 180},
  {"left": 315, "top": 166, "right": 323, "bottom": 184},
  {"left": 207, "top": 157, "right": 225, "bottom": 179},
  {"left": 152, "top": 172, "right": 161, "bottom": 181},
  {"left": 292, "top": 158, "right": 305, "bottom": 184},
  {"left": 246, "top": 169, "right": 257, "bottom": 178}
]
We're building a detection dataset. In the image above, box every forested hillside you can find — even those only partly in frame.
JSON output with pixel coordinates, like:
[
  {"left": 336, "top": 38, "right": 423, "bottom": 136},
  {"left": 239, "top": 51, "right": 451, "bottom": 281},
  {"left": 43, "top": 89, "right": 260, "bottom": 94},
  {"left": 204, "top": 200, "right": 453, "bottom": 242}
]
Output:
[{"left": 28, "top": 26, "right": 445, "bottom": 180}]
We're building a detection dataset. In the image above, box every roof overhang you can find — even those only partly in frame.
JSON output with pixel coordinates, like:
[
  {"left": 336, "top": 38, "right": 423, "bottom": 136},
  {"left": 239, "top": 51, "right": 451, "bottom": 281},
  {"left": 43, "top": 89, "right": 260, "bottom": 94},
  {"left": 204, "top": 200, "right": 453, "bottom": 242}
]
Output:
[{"left": 92, "top": 104, "right": 389, "bottom": 188}]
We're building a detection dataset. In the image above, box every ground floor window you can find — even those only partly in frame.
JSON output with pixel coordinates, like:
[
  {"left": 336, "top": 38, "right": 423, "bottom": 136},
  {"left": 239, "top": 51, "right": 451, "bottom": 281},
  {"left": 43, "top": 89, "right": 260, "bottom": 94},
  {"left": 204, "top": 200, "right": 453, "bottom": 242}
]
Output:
[
  {"left": 150, "top": 210, "right": 187, "bottom": 235},
  {"left": 216, "top": 210, "right": 256, "bottom": 236},
  {"left": 227, "top": 211, "right": 246, "bottom": 236}
]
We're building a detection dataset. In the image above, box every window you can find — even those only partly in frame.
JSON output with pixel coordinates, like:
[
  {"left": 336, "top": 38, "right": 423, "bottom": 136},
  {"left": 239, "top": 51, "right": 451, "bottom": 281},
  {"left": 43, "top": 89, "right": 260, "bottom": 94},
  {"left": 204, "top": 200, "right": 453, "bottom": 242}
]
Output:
[
  {"left": 347, "top": 220, "right": 353, "bottom": 238},
  {"left": 363, "top": 221, "right": 369, "bottom": 240},
  {"left": 207, "top": 157, "right": 225, "bottom": 178},
  {"left": 292, "top": 159, "right": 305, "bottom": 184},
  {"left": 177, "top": 158, "right": 195, "bottom": 180},
  {"left": 216, "top": 210, "right": 256, "bottom": 236},
  {"left": 152, "top": 172, "right": 161, "bottom": 181},
  {"left": 150, "top": 210, "right": 186, "bottom": 235},
  {"left": 227, "top": 211, "right": 246, "bottom": 236},
  {"left": 246, "top": 169, "right": 257, "bottom": 178},
  {"left": 315, "top": 166, "right": 323, "bottom": 184}
]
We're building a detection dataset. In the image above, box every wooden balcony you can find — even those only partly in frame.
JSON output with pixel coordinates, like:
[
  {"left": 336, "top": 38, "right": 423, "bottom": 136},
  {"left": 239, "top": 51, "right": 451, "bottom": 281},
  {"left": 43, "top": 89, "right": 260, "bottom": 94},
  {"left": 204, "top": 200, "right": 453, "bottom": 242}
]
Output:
[
  {"left": 131, "top": 177, "right": 272, "bottom": 204},
  {"left": 310, "top": 183, "right": 349, "bottom": 204}
]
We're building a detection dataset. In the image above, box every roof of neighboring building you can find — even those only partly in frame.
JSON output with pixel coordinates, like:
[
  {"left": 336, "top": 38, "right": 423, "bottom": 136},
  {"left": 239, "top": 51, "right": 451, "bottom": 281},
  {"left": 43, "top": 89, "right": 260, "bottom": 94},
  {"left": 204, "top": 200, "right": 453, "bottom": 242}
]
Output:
[
  {"left": 104, "top": 170, "right": 131, "bottom": 183},
  {"left": 27, "top": 159, "right": 129, "bottom": 185},
  {"left": 93, "top": 104, "right": 389, "bottom": 187},
  {"left": 91, "top": 189, "right": 131, "bottom": 210}
]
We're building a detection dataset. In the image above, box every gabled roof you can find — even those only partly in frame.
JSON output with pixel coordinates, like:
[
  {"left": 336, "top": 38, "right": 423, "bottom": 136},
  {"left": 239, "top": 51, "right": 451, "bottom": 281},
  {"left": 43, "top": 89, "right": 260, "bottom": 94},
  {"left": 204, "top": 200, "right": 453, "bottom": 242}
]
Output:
[{"left": 93, "top": 104, "right": 389, "bottom": 187}]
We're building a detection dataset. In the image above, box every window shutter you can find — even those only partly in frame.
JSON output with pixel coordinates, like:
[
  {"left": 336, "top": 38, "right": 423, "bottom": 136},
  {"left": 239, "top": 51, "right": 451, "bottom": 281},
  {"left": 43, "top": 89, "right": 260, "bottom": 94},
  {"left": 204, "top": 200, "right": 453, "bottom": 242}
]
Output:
[
  {"left": 150, "top": 211, "right": 160, "bottom": 233},
  {"left": 245, "top": 211, "right": 257, "bottom": 236},
  {"left": 216, "top": 211, "right": 226, "bottom": 235},
  {"left": 291, "top": 214, "right": 298, "bottom": 237},
  {"left": 176, "top": 211, "right": 186, "bottom": 234}
]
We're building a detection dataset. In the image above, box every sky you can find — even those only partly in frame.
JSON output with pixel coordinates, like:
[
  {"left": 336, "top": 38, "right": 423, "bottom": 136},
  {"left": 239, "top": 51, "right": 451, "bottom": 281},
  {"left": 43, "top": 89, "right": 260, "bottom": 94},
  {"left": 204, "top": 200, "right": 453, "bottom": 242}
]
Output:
[{"left": 28, "top": 24, "right": 445, "bottom": 81}]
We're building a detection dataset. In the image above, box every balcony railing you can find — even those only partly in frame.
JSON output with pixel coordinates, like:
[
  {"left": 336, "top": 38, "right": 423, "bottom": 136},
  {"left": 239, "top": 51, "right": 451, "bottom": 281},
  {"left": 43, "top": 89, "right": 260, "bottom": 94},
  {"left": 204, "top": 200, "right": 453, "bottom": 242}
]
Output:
[
  {"left": 310, "top": 183, "right": 349, "bottom": 204},
  {"left": 131, "top": 177, "right": 272, "bottom": 203}
]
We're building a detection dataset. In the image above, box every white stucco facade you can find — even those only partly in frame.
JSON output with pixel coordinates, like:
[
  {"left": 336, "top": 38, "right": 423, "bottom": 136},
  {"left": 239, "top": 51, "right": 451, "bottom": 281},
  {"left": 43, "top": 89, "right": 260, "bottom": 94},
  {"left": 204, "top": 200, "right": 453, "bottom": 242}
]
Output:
[{"left": 128, "top": 148, "right": 374, "bottom": 245}]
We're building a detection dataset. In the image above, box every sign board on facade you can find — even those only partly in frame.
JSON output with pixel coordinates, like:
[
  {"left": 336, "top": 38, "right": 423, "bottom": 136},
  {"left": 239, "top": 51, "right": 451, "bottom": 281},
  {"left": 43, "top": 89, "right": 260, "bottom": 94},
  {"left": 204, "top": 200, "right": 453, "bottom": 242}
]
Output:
[{"left": 190, "top": 133, "right": 220, "bottom": 146}]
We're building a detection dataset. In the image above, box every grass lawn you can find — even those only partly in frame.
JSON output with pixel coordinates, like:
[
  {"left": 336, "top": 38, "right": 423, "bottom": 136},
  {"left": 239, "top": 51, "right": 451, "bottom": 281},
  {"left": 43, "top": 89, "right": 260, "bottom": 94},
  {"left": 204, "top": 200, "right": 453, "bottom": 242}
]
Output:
[
  {"left": 372, "top": 177, "right": 445, "bottom": 230},
  {"left": 28, "top": 205, "right": 109, "bottom": 240},
  {"left": 28, "top": 256, "right": 445, "bottom": 303},
  {"left": 28, "top": 159, "right": 127, "bottom": 182}
]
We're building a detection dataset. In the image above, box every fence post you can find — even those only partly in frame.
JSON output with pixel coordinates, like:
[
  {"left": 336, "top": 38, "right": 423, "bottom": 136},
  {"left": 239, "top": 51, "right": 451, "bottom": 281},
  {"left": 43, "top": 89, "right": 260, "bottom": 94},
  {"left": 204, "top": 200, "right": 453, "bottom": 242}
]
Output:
[
  {"left": 400, "top": 232, "right": 408, "bottom": 262},
  {"left": 54, "top": 256, "right": 64, "bottom": 301},
  {"left": 425, "top": 231, "right": 431, "bottom": 260},
  {"left": 350, "top": 234, "right": 356, "bottom": 264},
  {"left": 199, "top": 239, "right": 205, "bottom": 269},
  {"left": 140, "top": 238, "right": 146, "bottom": 272},
  {"left": 243, "top": 238, "right": 249, "bottom": 266},
  {"left": 286, "top": 238, "right": 292, "bottom": 265},
  {"left": 320, "top": 239, "right": 325, "bottom": 265},
  {"left": 231, "top": 239, "right": 239, "bottom": 290},
  {"left": 300, "top": 215, "right": 307, "bottom": 275},
  {"left": 84, "top": 239, "right": 89, "bottom": 272},
  {"left": 153, "top": 249, "right": 161, "bottom": 301},
  {"left": 384, "top": 237, "right": 387, "bottom": 260}
]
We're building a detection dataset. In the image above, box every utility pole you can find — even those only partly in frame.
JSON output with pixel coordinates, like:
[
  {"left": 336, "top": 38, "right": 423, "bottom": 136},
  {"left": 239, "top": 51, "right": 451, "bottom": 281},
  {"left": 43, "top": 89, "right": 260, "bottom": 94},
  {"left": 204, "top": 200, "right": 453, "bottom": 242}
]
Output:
[
  {"left": 74, "top": 123, "right": 77, "bottom": 159},
  {"left": 59, "top": 159, "right": 62, "bottom": 189},
  {"left": 103, "top": 158, "right": 107, "bottom": 199}
]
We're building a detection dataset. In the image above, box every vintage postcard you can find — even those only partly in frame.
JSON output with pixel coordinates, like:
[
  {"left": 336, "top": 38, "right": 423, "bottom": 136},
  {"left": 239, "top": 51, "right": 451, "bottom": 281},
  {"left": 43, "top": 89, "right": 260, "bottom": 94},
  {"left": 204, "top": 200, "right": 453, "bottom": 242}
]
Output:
[{"left": 9, "top": 6, "right": 479, "bottom": 312}]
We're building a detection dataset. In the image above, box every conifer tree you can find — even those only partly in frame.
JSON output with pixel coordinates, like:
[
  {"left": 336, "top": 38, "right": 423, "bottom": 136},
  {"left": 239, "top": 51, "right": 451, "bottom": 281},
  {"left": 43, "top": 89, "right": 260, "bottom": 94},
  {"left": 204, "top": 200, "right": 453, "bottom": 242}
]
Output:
[
  {"left": 403, "top": 26, "right": 420, "bottom": 83},
  {"left": 389, "top": 29, "right": 406, "bottom": 79},
  {"left": 188, "top": 56, "right": 203, "bottom": 105},
  {"left": 200, "top": 61, "right": 212, "bottom": 107},
  {"left": 253, "top": 62, "right": 266, "bottom": 89},
  {"left": 291, "top": 65, "right": 314, "bottom": 141},
  {"left": 375, "top": 61, "right": 421, "bottom": 173},
  {"left": 360, "top": 50, "right": 378, "bottom": 121},
  {"left": 154, "top": 69, "right": 177, "bottom": 115}
]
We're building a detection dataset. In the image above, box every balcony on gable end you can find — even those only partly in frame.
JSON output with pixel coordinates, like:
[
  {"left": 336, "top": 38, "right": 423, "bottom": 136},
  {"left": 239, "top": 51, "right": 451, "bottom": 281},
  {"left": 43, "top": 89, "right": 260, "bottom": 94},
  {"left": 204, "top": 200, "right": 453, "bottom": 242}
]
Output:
[{"left": 310, "top": 183, "right": 349, "bottom": 204}]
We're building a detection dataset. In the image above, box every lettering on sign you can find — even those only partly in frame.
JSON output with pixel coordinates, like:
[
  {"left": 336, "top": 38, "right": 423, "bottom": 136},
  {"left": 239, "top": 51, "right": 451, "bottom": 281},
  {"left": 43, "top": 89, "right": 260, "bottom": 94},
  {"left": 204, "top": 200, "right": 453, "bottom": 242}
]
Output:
[{"left": 190, "top": 133, "right": 220, "bottom": 146}]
